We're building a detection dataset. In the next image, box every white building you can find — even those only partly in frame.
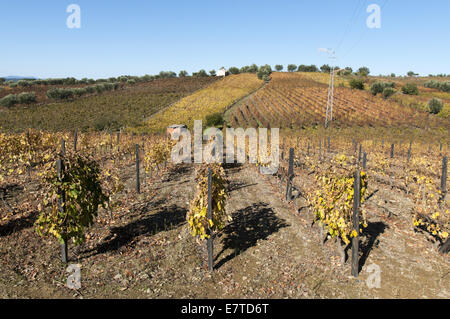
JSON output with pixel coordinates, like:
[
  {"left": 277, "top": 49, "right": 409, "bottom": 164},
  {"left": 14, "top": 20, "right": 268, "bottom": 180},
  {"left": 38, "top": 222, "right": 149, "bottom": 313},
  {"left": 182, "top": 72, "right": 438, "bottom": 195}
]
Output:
[{"left": 216, "top": 67, "right": 227, "bottom": 77}]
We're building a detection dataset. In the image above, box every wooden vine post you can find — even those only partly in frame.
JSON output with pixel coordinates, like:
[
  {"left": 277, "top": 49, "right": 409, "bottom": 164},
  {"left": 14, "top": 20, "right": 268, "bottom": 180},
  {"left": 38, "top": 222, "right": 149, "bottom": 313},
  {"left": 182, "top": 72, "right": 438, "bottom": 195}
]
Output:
[
  {"left": 73, "top": 130, "right": 77, "bottom": 152},
  {"left": 440, "top": 156, "right": 448, "bottom": 207},
  {"left": 351, "top": 170, "right": 361, "bottom": 277},
  {"left": 390, "top": 143, "right": 394, "bottom": 159},
  {"left": 407, "top": 141, "right": 412, "bottom": 162},
  {"left": 327, "top": 137, "right": 330, "bottom": 153},
  {"left": 286, "top": 148, "right": 294, "bottom": 201},
  {"left": 358, "top": 144, "right": 362, "bottom": 162},
  {"left": 362, "top": 152, "right": 367, "bottom": 170},
  {"left": 439, "top": 156, "right": 449, "bottom": 253},
  {"left": 207, "top": 167, "right": 214, "bottom": 272},
  {"left": 58, "top": 138, "right": 68, "bottom": 263},
  {"left": 135, "top": 144, "right": 140, "bottom": 194}
]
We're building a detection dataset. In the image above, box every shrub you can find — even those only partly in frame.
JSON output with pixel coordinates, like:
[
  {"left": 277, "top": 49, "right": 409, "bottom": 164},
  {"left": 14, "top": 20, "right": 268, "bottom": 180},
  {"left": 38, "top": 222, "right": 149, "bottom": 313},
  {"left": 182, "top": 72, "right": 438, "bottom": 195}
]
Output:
[
  {"left": 257, "top": 65, "right": 272, "bottom": 80},
  {"left": 424, "top": 80, "right": 450, "bottom": 92},
  {"left": 193, "top": 69, "right": 209, "bottom": 77},
  {"left": 401, "top": 83, "right": 419, "bottom": 95},
  {"left": 248, "top": 64, "right": 258, "bottom": 73},
  {"left": 349, "top": 78, "right": 365, "bottom": 90},
  {"left": 209, "top": 70, "right": 216, "bottom": 76},
  {"left": 228, "top": 67, "right": 240, "bottom": 75},
  {"left": 344, "top": 67, "right": 353, "bottom": 74},
  {"left": 73, "top": 88, "right": 87, "bottom": 97},
  {"left": 370, "top": 81, "right": 395, "bottom": 95},
  {"left": 427, "top": 98, "right": 443, "bottom": 114},
  {"left": 320, "top": 64, "right": 331, "bottom": 73},
  {"left": 440, "top": 82, "right": 450, "bottom": 92},
  {"left": 85, "top": 86, "right": 96, "bottom": 94},
  {"left": 287, "top": 64, "right": 297, "bottom": 72},
  {"left": 275, "top": 65, "right": 283, "bottom": 71},
  {"left": 178, "top": 70, "right": 188, "bottom": 77},
  {"left": 17, "top": 92, "right": 36, "bottom": 104},
  {"left": 63, "top": 77, "right": 77, "bottom": 85},
  {"left": 8, "top": 82, "right": 18, "bottom": 88},
  {"left": 47, "top": 78, "right": 64, "bottom": 85},
  {"left": 205, "top": 112, "right": 224, "bottom": 127},
  {"left": 382, "top": 87, "right": 396, "bottom": 99},
  {"left": 240, "top": 66, "right": 250, "bottom": 73},
  {"left": 159, "top": 71, "right": 177, "bottom": 78},
  {"left": 262, "top": 74, "right": 271, "bottom": 82},
  {"left": 94, "top": 84, "right": 105, "bottom": 93},
  {"left": 17, "top": 80, "right": 32, "bottom": 87},
  {"left": 297, "top": 64, "right": 318, "bottom": 72},
  {"left": 46, "top": 88, "right": 74, "bottom": 100},
  {"left": 126, "top": 79, "right": 136, "bottom": 85},
  {"left": 356, "top": 67, "right": 370, "bottom": 76},
  {"left": 0, "top": 94, "right": 19, "bottom": 107},
  {"left": 103, "top": 83, "right": 114, "bottom": 91}
]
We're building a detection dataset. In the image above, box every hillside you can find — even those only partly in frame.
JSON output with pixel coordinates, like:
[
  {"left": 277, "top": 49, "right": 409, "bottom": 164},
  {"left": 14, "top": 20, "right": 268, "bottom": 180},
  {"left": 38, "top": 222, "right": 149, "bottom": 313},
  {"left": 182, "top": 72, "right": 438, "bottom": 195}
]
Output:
[
  {"left": 225, "top": 72, "right": 450, "bottom": 130},
  {"left": 0, "top": 77, "right": 218, "bottom": 132},
  {"left": 139, "top": 74, "right": 263, "bottom": 133}
]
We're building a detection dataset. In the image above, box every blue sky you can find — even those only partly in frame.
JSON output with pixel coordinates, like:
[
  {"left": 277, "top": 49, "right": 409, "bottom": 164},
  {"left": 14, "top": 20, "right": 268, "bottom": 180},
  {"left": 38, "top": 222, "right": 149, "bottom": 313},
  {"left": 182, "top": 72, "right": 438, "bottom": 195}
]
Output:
[{"left": 1, "top": 0, "right": 449, "bottom": 79}]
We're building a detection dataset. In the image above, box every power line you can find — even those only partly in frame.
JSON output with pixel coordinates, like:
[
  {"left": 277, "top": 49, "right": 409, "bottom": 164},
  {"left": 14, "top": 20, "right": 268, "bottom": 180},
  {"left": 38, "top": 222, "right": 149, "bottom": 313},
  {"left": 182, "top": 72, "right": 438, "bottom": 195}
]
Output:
[
  {"left": 335, "top": 0, "right": 366, "bottom": 53},
  {"left": 340, "top": 0, "right": 389, "bottom": 60}
]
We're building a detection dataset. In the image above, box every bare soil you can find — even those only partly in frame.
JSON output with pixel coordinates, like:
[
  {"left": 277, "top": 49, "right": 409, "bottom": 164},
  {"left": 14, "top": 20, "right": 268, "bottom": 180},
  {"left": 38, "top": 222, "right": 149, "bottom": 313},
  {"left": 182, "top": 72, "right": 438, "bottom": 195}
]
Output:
[{"left": 0, "top": 159, "right": 449, "bottom": 298}]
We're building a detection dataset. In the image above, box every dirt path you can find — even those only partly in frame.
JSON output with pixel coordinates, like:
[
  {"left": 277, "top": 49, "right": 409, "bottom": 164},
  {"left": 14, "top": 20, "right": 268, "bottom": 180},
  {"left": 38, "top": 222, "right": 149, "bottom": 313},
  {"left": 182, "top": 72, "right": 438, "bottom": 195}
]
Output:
[{"left": 223, "top": 81, "right": 268, "bottom": 126}]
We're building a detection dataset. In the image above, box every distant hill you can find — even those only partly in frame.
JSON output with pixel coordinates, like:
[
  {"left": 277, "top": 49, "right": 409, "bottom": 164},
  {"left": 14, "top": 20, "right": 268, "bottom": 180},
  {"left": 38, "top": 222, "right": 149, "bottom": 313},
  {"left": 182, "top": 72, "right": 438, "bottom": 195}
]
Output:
[{"left": 1, "top": 76, "right": 37, "bottom": 82}]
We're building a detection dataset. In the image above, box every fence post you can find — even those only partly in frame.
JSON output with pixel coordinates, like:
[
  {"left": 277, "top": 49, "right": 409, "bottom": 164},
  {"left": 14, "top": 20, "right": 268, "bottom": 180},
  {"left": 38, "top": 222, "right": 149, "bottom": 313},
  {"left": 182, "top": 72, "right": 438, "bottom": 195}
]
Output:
[
  {"left": 73, "top": 131, "right": 77, "bottom": 153},
  {"left": 352, "top": 170, "right": 361, "bottom": 277},
  {"left": 327, "top": 137, "right": 330, "bottom": 153},
  {"left": 207, "top": 167, "right": 214, "bottom": 272},
  {"left": 61, "top": 138, "right": 66, "bottom": 156},
  {"left": 286, "top": 148, "right": 294, "bottom": 201},
  {"left": 440, "top": 156, "right": 448, "bottom": 207},
  {"left": 407, "top": 141, "right": 412, "bottom": 162},
  {"left": 362, "top": 152, "right": 367, "bottom": 170},
  {"left": 358, "top": 144, "right": 362, "bottom": 162},
  {"left": 135, "top": 144, "right": 140, "bottom": 194},
  {"left": 390, "top": 143, "right": 394, "bottom": 159},
  {"left": 307, "top": 141, "right": 310, "bottom": 156},
  {"left": 56, "top": 156, "right": 68, "bottom": 263}
]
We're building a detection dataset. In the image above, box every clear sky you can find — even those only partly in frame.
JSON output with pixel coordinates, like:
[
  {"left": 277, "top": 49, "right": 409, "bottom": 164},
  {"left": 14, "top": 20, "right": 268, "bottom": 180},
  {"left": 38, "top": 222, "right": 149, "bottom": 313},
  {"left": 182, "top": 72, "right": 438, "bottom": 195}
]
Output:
[{"left": 1, "top": 0, "right": 449, "bottom": 79}]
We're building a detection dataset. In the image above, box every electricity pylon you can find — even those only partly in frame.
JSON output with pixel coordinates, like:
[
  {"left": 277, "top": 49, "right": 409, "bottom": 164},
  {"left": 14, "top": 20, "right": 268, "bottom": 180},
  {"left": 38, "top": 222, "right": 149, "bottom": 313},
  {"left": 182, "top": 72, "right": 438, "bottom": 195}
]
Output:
[{"left": 324, "top": 49, "right": 336, "bottom": 128}]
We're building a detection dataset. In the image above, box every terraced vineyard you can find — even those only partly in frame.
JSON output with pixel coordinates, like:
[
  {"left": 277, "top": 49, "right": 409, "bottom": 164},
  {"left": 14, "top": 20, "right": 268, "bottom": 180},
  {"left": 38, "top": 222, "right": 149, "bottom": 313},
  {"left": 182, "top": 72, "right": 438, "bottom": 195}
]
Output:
[
  {"left": 141, "top": 74, "right": 263, "bottom": 133},
  {"left": 0, "top": 77, "right": 218, "bottom": 133},
  {"left": 228, "top": 72, "right": 446, "bottom": 129}
]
